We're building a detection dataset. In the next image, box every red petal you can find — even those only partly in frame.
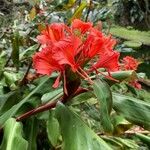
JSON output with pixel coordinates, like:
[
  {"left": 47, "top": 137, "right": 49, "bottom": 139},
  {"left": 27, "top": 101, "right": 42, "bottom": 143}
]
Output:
[
  {"left": 37, "top": 23, "right": 65, "bottom": 45},
  {"left": 91, "top": 51, "right": 120, "bottom": 71},
  {"left": 33, "top": 47, "right": 63, "bottom": 75},
  {"left": 71, "top": 19, "right": 92, "bottom": 34}
]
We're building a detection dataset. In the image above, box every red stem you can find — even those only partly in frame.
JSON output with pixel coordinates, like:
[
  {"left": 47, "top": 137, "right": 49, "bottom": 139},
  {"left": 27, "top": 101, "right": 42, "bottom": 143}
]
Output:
[
  {"left": 16, "top": 87, "right": 89, "bottom": 121},
  {"left": 16, "top": 99, "right": 61, "bottom": 121}
]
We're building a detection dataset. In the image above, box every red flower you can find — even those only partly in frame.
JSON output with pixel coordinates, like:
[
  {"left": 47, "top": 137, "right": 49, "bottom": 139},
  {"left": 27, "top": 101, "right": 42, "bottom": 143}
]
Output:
[
  {"left": 82, "top": 28, "right": 116, "bottom": 58},
  {"left": 33, "top": 19, "right": 121, "bottom": 87},
  {"left": 122, "top": 56, "right": 138, "bottom": 70},
  {"left": 129, "top": 80, "right": 142, "bottom": 89},
  {"left": 91, "top": 51, "right": 120, "bottom": 72}
]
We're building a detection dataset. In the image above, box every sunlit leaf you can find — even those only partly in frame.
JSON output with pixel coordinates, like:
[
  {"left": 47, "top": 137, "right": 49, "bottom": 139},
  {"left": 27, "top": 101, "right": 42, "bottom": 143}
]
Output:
[
  {"left": 47, "top": 110, "right": 60, "bottom": 147},
  {"left": 0, "top": 118, "right": 28, "bottom": 150}
]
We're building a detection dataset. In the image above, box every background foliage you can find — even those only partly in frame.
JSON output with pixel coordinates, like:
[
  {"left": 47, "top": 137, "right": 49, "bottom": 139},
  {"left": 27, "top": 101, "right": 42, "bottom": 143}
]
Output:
[{"left": 0, "top": 0, "right": 150, "bottom": 150}]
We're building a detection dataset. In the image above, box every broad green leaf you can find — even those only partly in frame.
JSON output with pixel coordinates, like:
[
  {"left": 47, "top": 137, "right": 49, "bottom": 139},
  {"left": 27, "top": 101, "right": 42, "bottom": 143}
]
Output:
[
  {"left": 93, "top": 79, "right": 113, "bottom": 133},
  {"left": 55, "top": 102, "right": 112, "bottom": 150},
  {"left": 0, "top": 90, "right": 21, "bottom": 115},
  {"left": 0, "top": 76, "right": 51, "bottom": 126},
  {"left": 113, "top": 93, "right": 150, "bottom": 130},
  {"left": 0, "top": 118, "right": 28, "bottom": 150},
  {"left": 47, "top": 110, "right": 60, "bottom": 147},
  {"left": 24, "top": 117, "right": 38, "bottom": 150}
]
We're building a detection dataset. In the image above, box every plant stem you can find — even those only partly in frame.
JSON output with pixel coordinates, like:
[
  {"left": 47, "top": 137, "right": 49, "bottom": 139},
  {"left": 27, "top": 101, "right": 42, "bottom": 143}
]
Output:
[
  {"left": 16, "top": 99, "right": 62, "bottom": 121},
  {"left": 19, "top": 60, "right": 32, "bottom": 86},
  {"left": 16, "top": 87, "right": 89, "bottom": 121},
  {"left": 4, "top": 55, "right": 11, "bottom": 67}
]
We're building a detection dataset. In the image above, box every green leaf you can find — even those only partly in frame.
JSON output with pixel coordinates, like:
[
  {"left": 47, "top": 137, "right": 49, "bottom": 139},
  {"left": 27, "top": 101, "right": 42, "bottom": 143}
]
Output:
[
  {"left": 41, "top": 88, "right": 63, "bottom": 104},
  {"left": 0, "top": 118, "right": 28, "bottom": 150},
  {"left": 0, "top": 90, "right": 21, "bottom": 115},
  {"left": 47, "top": 110, "right": 60, "bottom": 147},
  {"left": 113, "top": 137, "right": 139, "bottom": 149},
  {"left": 0, "top": 76, "right": 51, "bottom": 126},
  {"left": 93, "top": 79, "right": 113, "bottom": 133},
  {"left": 24, "top": 117, "right": 38, "bottom": 150},
  {"left": 55, "top": 102, "right": 112, "bottom": 150},
  {"left": 113, "top": 93, "right": 150, "bottom": 130},
  {"left": 135, "top": 133, "right": 150, "bottom": 146}
]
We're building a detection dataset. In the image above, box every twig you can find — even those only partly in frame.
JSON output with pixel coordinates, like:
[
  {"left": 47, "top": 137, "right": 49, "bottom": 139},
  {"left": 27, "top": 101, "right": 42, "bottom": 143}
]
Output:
[
  {"left": 4, "top": 55, "right": 11, "bottom": 67},
  {"left": 16, "top": 99, "right": 62, "bottom": 121},
  {"left": 19, "top": 60, "right": 32, "bottom": 86},
  {"left": 19, "top": 44, "right": 40, "bottom": 86}
]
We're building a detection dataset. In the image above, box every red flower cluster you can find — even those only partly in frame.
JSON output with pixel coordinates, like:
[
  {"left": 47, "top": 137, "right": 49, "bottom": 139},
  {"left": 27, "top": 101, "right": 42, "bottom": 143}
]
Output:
[
  {"left": 33, "top": 19, "right": 119, "bottom": 84},
  {"left": 33, "top": 19, "right": 139, "bottom": 88},
  {"left": 121, "top": 56, "right": 139, "bottom": 70}
]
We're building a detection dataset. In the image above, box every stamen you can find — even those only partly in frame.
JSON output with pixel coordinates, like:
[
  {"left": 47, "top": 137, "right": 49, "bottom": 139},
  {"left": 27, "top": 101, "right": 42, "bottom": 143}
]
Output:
[{"left": 78, "top": 67, "right": 94, "bottom": 84}]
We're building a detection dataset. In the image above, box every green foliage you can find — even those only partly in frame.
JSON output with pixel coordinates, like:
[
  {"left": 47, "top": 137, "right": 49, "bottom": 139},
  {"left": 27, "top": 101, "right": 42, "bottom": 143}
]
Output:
[
  {"left": 110, "top": 26, "right": 150, "bottom": 46},
  {"left": 0, "top": 118, "right": 28, "bottom": 150},
  {"left": 47, "top": 110, "right": 60, "bottom": 147},
  {"left": 55, "top": 102, "right": 112, "bottom": 150},
  {"left": 24, "top": 118, "right": 38, "bottom": 150},
  {"left": 0, "top": 76, "right": 51, "bottom": 126},
  {"left": 113, "top": 93, "right": 150, "bottom": 130},
  {"left": 93, "top": 79, "right": 113, "bottom": 133}
]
